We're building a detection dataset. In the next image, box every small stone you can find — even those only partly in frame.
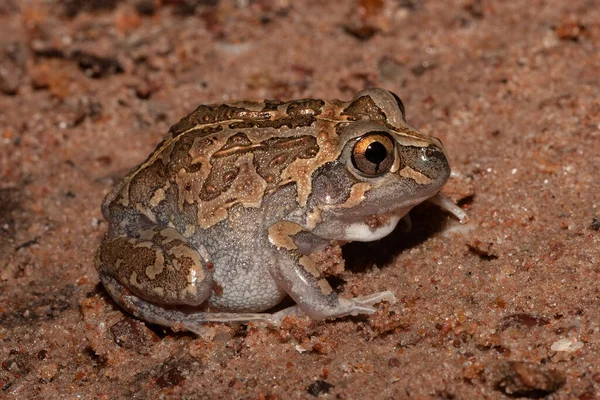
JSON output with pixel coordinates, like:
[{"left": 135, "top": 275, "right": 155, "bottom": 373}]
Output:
[
  {"left": 490, "top": 361, "right": 565, "bottom": 398},
  {"left": 71, "top": 50, "right": 124, "bottom": 78},
  {"left": 307, "top": 379, "right": 334, "bottom": 397},
  {"left": 388, "top": 357, "right": 401, "bottom": 368},
  {"left": 556, "top": 19, "right": 586, "bottom": 41},
  {"left": 551, "top": 338, "right": 584, "bottom": 353},
  {"left": 0, "top": 68, "right": 19, "bottom": 95},
  {"left": 135, "top": 0, "right": 156, "bottom": 15},
  {"left": 36, "top": 362, "right": 58, "bottom": 382},
  {"left": 156, "top": 367, "right": 185, "bottom": 389},
  {"left": 110, "top": 317, "right": 159, "bottom": 354},
  {"left": 135, "top": 81, "right": 152, "bottom": 99},
  {"left": 498, "top": 313, "right": 549, "bottom": 331},
  {"left": 591, "top": 216, "right": 600, "bottom": 231}
]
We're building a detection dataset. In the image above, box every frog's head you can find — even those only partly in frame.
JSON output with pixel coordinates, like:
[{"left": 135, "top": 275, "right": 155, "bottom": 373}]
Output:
[{"left": 306, "top": 88, "right": 451, "bottom": 242}]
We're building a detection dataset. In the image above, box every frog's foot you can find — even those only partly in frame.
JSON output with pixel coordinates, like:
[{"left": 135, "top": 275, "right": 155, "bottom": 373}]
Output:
[
  {"left": 428, "top": 193, "right": 469, "bottom": 223},
  {"left": 185, "top": 290, "right": 397, "bottom": 329},
  {"left": 101, "top": 275, "right": 276, "bottom": 335},
  {"left": 352, "top": 290, "right": 397, "bottom": 307},
  {"left": 268, "top": 291, "right": 397, "bottom": 325},
  {"left": 179, "top": 312, "right": 276, "bottom": 334},
  {"left": 332, "top": 290, "right": 397, "bottom": 317}
]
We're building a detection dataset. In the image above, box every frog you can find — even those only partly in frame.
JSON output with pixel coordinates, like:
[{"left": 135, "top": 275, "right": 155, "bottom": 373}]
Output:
[{"left": 95, "top": 88, "right": 465, "bottom": 334}]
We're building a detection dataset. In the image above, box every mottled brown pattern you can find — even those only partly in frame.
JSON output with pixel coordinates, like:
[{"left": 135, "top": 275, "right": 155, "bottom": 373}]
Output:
[
  {"left": 128, "top": 158, "right": 168, "bottom": 209},
  {"left": 262, "top": 99, "right": 285, "bottom": 111},
  {"left": 286, "top": 99, "right": 325, "bottom": 117},
  {"left": 98, "top": 89, "right": 453, "bottom": 334},
  {"left": 149, "top": 229, "right": 184, "bottom": 251},
  {"left": 165, "top": 133, "right": 198, "bottom": 174},
  {"left": 170, "top": 104, "right": 270, "bottom": 137},
  {"left": 199, "top": 133, "right": 253, "bottom": 201},
  {"left": 97, "top": 236, "right": 161, "bottom": 300},
  {"left": 169, "top": 98, "right": 324, "bottom": 144},
  {"left": 199, "top": 133, "right": 319, "bottom": 200},
  {"left": 253, "top": 136, "right": 319, "bottom": 189},
  {"left": 97, "top": 227, "right": 210, "bottom": 306},
  {"left": 228, "top": 120, "right": 258, "bottom": 129},
  {"left": 106, "top": 90, "right": 441, "bottom": 236},
  {"left": 226, "top": 115, "right": 317, "bottom": 131},
  {"left": 252, "top": 115, "right": 316, "bottom": 130},
  {"left": 213, "top": 132, "right": 252, "bottom": 152},
  {"left": 130, "top": 125, "right": 225, "bottom": 195},
  {"left": 189, "top": 124, "right": 224, "bottom": 141},
  {"left": 341, "top": 95, "right": 387, "bottom": 121}
]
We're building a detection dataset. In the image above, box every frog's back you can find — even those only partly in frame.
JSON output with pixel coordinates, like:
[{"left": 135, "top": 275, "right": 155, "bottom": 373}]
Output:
[
  {"left": 103, "top": 90, "right": 405, "bottom": 233},
  {"left": 169, "top": 98, "right": 328, "bottom": 135},
  {"left": 105, "top": 96, "right": 336, "bottom": 232}
]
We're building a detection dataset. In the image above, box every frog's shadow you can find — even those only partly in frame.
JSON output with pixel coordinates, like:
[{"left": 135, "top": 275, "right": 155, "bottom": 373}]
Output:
[{"left": 342, "top": 203, "right": 449, "bottom": 274}]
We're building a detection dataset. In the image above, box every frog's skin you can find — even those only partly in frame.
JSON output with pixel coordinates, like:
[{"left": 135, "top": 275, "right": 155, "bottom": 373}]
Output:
[{"left": 95, "top": 88, "right": 459, "bottom": 333}]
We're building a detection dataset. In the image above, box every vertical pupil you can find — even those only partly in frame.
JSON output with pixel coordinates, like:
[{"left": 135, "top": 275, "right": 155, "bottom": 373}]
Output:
[{"left": 365, "top": 142, "right": 387, "bottom": 164}]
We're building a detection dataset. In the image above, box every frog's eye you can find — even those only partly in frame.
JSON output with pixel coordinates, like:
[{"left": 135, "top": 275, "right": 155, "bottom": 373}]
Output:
[{"left": 351, "top": 132, "right": 395, "bottom": 176}]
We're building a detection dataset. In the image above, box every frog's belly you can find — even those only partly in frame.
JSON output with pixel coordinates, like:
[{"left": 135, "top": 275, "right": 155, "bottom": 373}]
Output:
[{"left": 207, "top": 265, "right": 287, "bottom": 312}]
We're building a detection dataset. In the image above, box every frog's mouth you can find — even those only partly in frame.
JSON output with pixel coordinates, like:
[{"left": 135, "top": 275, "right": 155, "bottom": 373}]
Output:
[{"left": 327, "top": 189, "right": 437, "bottom": 221}]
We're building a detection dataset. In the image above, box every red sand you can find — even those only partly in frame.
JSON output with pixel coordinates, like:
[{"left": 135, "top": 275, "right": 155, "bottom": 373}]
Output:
[{"left": 1, "top": 1, "right": 599, "bottom": 398}]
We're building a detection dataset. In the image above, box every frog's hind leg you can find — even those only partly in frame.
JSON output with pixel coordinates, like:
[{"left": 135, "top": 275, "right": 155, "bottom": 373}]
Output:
[
  {"left": 96, "top": 226, "right": 215, "bottom": 306},
  {"left": 100, "top": 275, "right": 277, "bottom": 335},
  {"left": 96, "top": 226, "right": 282, "bottom": 334}
]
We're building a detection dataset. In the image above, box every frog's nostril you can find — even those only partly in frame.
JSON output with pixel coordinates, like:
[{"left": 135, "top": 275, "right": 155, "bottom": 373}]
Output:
[{"left": 422, "top": 147, "right": 447, "bottom": 164}]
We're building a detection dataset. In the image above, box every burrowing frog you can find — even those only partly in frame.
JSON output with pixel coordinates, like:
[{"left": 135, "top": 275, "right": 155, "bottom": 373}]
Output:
[{"left": 95, "top": 88, "right": 464, "bottom": 333}]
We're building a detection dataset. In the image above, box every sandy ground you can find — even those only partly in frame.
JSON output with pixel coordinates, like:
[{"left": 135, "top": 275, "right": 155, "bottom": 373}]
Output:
[{"left": 1, "top": 0, "right": 599, "bottom": 398}]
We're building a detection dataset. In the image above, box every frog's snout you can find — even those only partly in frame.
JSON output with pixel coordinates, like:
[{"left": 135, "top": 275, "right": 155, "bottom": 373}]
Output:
[{"left": 396, "top": 144, "right": 450, "bottom": 188}]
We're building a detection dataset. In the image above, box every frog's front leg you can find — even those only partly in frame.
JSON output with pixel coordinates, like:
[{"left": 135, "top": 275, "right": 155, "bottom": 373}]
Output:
[{"left": 267, "top": 222, "right": 396, "bottom": 321}]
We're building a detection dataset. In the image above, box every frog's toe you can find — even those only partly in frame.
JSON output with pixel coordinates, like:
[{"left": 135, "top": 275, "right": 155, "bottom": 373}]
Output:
[
  {"left": 345, "top": 302, "right": 378, "bottom": 316},
  {"left": 339, "top": 291, "right": 396, "bottom": 316},
  {"left": 353, "top": 290, "right": 397, "bottom": 306},
  {"left": 269, "top": 305, "right": 306, "bottom": 326}
]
